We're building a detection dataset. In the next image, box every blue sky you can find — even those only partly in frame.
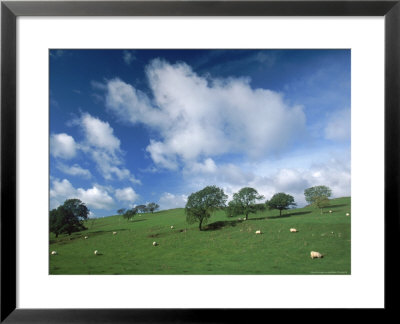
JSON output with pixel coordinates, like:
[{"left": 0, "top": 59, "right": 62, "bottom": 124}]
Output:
[{"left": 49, "top": 49, "right": 350, "bottom": 217}]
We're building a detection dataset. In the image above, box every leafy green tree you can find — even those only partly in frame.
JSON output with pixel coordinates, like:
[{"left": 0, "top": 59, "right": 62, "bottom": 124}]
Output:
[
  {"left": 255, "top": 203, "right": 266, "bottom": 212},
  {"left": 225, "top": 200, "right": 243, "bottom": 218},
  {"left": 147, "top": 202, "right": 160, "bottom": 213},
  {"left": 313, "top": 196, "right": 331, "bottom": 214},
  {"left": 229, "top": 187, "right": 264, "bottom": 220},
  {"left": 49, "top": 199, "right": 89, "bottom": 237},
  {"left": 185, "top": 185, "right": 228, "bottom": 230},
  {"left": 136, "top": 204, "right": 148, "bottom": 213},
  {"left": 49, "top": 208, "right": 63, "bottom": 238},
  {"left": 266, "top": 192, "right": 296, "bottom": 217},
  {"left": 117, "top": 208, "right": 126, "bottom": 215},
  {"left": 304, "top": 185, "right": 332, "bottom": 214},
  {"left": 123, "top": 207, "right": 137, "bottom": 221}
]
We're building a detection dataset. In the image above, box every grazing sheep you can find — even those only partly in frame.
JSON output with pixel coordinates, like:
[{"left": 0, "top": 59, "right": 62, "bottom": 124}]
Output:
[
  {"left": 346, "top": 213, "right": 350, "bottom": 216},
  {"left": 51, "top": 251, "right": 57, "bottom": 255},
  {"left": 113, "top": 231, "right": 117, "bottom": 235},
  {"left": 94, "top": 250, "right": 99, "bottom": 255},
  {"left": 170, "top": 226, "right": 174, "bottom": 229},
  {"left": 84, "top": 236, "right": 88, "bottom": 239},
  {"left": 238, "top": 218, "right": 242, "bottom": 221},
  {"left": 255, "top": 230, "right": 261, "bottom": 234},
  {"left": 310, "top": 251, "right": 323, "bottom": 259},
  {"left": 153, "top": 241, "right": 158, "bottom": 246},
  {"left": 329, "top": 210, "right": 333, "bottom": 214},
  {"left": 290, "top": 228, "right": 298, "bottom": 233}
]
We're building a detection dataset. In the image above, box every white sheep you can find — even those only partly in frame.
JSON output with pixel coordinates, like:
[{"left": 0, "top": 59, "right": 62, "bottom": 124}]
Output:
[
  {"left": 152, "top": 241, "right": 158, "bottom": 246},
  {"left": 290, "top": 228, "right": 298, "bottom": 233},
  {"left": 346, "top": 213, "right": 350, "bottom": 216},
  {"left": 329, "top": 210, "right": 333, "bottom": 214},
  {"left": 170, "top": 226, "right": 174, "bottom": 229},
  {"left": 84, "top": 236, "right": 88, "bottom": 239},
  {"left": 255, "top": 230, "right": 261, "bottom": 234},
  {"left": 113, "top": 231, "right": 117, "bottom": 235},
  {"left": 94, "top": 250, "right": 99, "bottom": 255},
  {"left": 238, "top": 218, "right": 242, "bottom": 221},
  {"left": 51, "top": 251, "right": 57, "bottom": 255},
  {"left": 310, "top": 251, "right": 323, "bottom": 259}
]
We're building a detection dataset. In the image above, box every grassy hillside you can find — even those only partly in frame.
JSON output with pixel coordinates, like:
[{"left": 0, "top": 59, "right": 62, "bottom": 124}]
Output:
[{"left": 49, "top": 197, "right": 351, "bottom": 275}]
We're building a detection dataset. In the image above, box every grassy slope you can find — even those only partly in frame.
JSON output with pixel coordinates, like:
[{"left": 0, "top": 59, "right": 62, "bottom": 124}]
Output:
[{"left": 49, "top": 197, "right": 351, "bottom": 275}]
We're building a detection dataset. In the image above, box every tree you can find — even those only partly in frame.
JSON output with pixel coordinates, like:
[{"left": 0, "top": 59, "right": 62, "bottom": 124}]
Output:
[
  {"left": 313, "top": 196, "right": 331, "bottom": 214},
  {"left": 49, "top": 199, "right": 89, "bottom": 237},
  {"left": 304, "top": 185, "right": 332, "bottom": 214},
  {"left": 266, "top": 192, "right": 296, "bottom": 217},
  {"left": 117, "top": 208, "right": 126, "bottom": 215},
  {"left": 136, "top": 204, "right": 148, "bottom": 213},
  {"left": 225, "top": 200, "right": 244, "bottom": 218},
  {"left": 255, "top": 203, "right": 266, "bottom": 212},
  {"left": 49, "top": 208, "right": 63, "bottom": 238},
  {"left": 185, "top": 185, "right": 228, "bottom": 230},
  {"left": 228, "top": 187, "right": 264, "bottom": 220},
  {"left": 123, "top": 207, "right": 137, "bottom": 221},
  {"left": 147, "top": 202, "right": 160, "bottom": 213}
]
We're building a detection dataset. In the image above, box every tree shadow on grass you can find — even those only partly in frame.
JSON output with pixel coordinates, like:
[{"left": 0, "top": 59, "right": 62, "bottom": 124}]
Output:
[
  {"left": 148, "top": 233, "right": 161, "bottom": 238},
  {"left": 267, "top": 211, "right": 312, "bottom": 219},
  {"left": 128, "top": 219, "right": 147, "bottom": 223},
  {"left": 328, "top": 204, "right": 348, "bottom": 209},
  {"left": 89, "top": 228, "right": 130, "bottom": 234},
  {"left": 204, "top": 220, "right": 239, "bottom": 231},
  {"left": 50, "top": 228, "right": 133, "bottom": 244}
]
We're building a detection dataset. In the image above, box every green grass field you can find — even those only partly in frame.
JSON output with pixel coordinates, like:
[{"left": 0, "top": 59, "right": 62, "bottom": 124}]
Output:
[{"left": 49, "top": 197, "right": 351, "bottom": 275}]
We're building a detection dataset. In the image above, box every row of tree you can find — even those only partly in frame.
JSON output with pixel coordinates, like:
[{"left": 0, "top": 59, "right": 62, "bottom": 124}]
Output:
[
  {"left": 49, "top": 200, "right": 160, "bottom": 237},
  {"left": 117, "top": 202, "right": 160, "bottom": 221},
  {"left": 185, "top": 185, "right": 332, "bottom": 230},
  {"left": 49, "top": 186, "right": 332, "bottom": 236}
]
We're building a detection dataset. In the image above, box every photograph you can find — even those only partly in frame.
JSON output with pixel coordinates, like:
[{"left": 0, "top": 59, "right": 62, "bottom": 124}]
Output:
[{"left": 48, "top": 49, "right": 351, "bottom": 275}]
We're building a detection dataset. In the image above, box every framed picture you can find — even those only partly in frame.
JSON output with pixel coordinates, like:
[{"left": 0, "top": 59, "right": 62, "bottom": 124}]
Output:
[{"left": 1, "top": 0, "right": 399, "bottom": 321}]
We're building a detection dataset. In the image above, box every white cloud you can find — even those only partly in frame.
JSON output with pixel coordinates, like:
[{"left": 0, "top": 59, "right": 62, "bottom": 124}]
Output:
[
  {"left": 187, "top": 158, "right": 218, "bottom": 174},
  {"left": 74, "top": 112, "right": 140, "bottom": 183},
  {"left": 115, "top": 187, "right": 139, "bottom": 202},
  {"left": 104, "top": 59, "right": 306, "bottom": 170},
  {"left": 56, "top": 163, "right": 91, "bottom": 178},
  {"left": 325, "top": 108, "right": 351, "bottom": 141},
  {"left": 158, "top": 192, "right": 187, "bottom": 210},
  {"left": 182, "top": 155, "right": 350, "bottom": 208},
  {"left": 80, "top": 113, "right": 121, "bottom": 154},
  {"left": 76, "top": 186, "right": 115, "bottom": 210},
  {"left": 50, "top": 178, "right": 115, "bottom": 210},
  {"left": 50, "top": 178, "right": 76, "bottom": 202},
  {"left": 50, "top": 133, "right": 77, "bottom": 159}
]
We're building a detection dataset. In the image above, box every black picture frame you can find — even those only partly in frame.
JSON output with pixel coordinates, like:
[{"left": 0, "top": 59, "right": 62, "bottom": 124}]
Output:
[{"left": 1, "top": 0, "right": 399, "bottom": 322}]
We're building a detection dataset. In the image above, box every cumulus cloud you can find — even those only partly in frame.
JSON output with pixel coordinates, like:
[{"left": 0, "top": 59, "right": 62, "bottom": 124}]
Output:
[
  {"left": 76, "top": 113, "right": 140, "bottom": 183},
  {"left": 76, "top": 186, "right": 115, "bottom": 210},
  {"left": 115, "top": 187, "right": 139, "bottom": 202},
  {"left": 56, "top": 163, "right": 91, "bottom": 178},
  {"left": 80, "top": 113, "right": 121, "bottom": 153},
  {"left": 104, "top": 59, "right": 306, "bottom": 170},
  {"left": 50, "top": 178, "right": 115, "bottom": 210},
  {"left": 50, "top": 133, "right": 77, "bottom": 159},
  {"left": 325, "top": 108, "right": 351, "bottom": 141},
  {"left": 158, "top": 192, "right": 188, "bottom": 210},
  {"left": 182, "top": 156, "right": 350, "bottom": 208}
]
